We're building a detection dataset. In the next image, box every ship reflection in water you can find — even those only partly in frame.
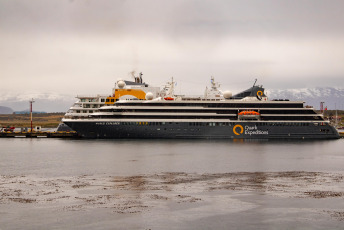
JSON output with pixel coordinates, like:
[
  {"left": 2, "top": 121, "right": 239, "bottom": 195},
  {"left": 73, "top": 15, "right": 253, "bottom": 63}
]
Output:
[{"left": 1, "top": 138, "right": 344, "bottom": 229}]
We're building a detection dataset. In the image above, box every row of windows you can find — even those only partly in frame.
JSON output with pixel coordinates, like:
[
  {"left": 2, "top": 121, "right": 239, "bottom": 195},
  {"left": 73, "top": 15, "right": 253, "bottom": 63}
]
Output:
[
  {"left": 80, "top": 98, "right": 98, "bottom": 102},
  {"left": 78, "top": 110, "right": 318, "bottom": 118},
  {"left": 94, "top": 115, "right": 229, "bottom": 119},
  {"left": 83, "top": 104, "right": 99, "bottom": 108},
  {"left": 117, "top": 102, "right": 304, "bottom": 108},
  {"left": 103, "top": 108, "right": 315, "bottom": 115},
  {"left": 105, "top": 121, "right": 318, "bottom": 127},
  {"left": 76, "top": 110, "right": 94, "bottom": 113},
  {"left": 261, "top": 116, "right": 321, "bottom": 121},
  {"left": 104, "top": 109, "right": 237, "bottom": 114},
  {"left": 92, "top": 115, "right": 322, "bottom": 121}
]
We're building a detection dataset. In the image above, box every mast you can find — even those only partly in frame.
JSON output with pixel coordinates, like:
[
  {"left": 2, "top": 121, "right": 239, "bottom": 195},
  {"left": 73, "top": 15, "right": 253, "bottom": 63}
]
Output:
[{"left": 29, "top": 98, "right": 35, "bottom": 133}]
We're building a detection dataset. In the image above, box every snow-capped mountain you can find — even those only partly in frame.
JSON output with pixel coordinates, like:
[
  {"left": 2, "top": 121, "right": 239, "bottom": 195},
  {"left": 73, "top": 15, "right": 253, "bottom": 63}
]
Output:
[
  {"left": 0, "top": 87, "right": 343, "bottom": 112},
  {"left": 266, "top": 87, "right": 344, "bottom": 110},
  {"left": 0, "top": 92, "right": 76, "bottom": 113}
]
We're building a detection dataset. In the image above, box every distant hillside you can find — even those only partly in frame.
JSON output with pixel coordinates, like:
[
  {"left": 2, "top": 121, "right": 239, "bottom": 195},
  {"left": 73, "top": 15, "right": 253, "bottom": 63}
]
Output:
[
  {"left": 14, "top": 110, "right": 47, "bottom": 114},
  {"left": 0, "top": 92, "right": 76, "bottom": 112},
  {"left": 266, "top": 87, "right": 344, "bottom": 110},
  {"left": 0, "top": 106, "right": 14, "bottom": 114}
]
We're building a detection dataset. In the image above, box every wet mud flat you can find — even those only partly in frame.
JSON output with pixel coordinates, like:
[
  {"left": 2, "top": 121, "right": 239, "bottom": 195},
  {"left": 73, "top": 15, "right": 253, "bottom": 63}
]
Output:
[{"left": 1, "top": 171, "right": 344, "bottom": 229}]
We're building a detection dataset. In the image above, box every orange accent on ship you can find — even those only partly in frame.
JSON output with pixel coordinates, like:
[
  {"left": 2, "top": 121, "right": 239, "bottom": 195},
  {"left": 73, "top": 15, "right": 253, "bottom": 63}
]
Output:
[
  {"left": 114, "top": 89, "right": 146, "bottom": 100},
  {"left": 238, "top": 111, "right": 260, "bottom": 116}
]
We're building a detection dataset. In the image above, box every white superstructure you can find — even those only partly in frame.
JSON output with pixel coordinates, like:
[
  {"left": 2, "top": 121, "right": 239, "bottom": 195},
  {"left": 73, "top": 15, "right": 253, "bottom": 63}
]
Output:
[{"left": 63, "top": 94, "right": 109, "bottom": 119}]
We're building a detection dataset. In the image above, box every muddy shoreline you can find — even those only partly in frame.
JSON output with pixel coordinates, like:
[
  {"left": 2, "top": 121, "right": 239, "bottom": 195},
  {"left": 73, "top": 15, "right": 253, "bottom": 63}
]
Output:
[{"left": 1, "top": 171, "right": 343, "bottom": 222}]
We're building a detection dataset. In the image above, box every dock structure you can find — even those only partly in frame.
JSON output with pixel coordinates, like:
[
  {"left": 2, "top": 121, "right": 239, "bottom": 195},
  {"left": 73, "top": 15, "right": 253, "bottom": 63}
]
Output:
[{"left": 0, "top": 131, "right": 80, "bottom": 138}]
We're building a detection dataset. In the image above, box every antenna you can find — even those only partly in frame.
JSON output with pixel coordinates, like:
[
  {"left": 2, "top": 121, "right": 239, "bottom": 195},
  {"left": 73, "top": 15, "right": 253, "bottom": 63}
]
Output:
[{"left": 253, "top": 79, "right": 257, "bottom": 87}]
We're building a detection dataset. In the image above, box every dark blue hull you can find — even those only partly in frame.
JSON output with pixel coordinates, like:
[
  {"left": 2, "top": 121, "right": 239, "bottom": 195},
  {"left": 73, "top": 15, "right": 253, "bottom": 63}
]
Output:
[{"left": 63, "top": 121, "right": 340, "bottom": 139}]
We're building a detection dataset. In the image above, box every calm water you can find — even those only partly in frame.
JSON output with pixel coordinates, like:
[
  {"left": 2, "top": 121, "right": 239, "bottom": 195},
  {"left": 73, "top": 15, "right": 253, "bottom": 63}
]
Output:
[
  {"left": 1, "top": 138, "right": 344, "bottom": 229},
  {"left": 1, "top": 138, "right": 344, "bottom": 176}
]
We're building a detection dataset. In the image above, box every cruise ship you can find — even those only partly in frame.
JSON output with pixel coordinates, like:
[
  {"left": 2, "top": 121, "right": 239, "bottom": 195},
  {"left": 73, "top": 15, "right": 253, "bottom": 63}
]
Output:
[{"left": 62, "top": 76, "right": 340, "bottom": 139}]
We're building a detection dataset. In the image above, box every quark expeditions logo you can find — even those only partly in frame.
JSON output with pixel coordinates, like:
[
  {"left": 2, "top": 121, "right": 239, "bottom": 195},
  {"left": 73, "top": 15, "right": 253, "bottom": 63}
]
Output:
[
  {"left": 233, "top": 124, "right": 268, "bottom": 136},
  {"left": 256, "top": 90, "right": 263, "bottom": 100},
  {"left": 233, "top": 124, "right": 244, "bottom": 135}
]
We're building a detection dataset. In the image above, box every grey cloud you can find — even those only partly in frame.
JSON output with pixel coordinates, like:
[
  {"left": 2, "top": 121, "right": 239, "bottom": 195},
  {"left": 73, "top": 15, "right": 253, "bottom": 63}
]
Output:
[
  {"left": 1, "top": 0, "right": 344, "bottom": 38},
  {"left": 0, "top": 0, "right": 343, "bottom": 96}
]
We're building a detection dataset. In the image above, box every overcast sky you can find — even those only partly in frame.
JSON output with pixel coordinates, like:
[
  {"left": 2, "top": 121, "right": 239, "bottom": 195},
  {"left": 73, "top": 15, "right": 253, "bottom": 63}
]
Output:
[{"left": 1, "top": 0, "right": 344, "bottom": 97}]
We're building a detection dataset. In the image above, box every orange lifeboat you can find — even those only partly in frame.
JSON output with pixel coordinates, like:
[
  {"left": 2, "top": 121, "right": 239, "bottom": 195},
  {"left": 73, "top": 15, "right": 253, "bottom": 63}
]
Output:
[
  {"left": 164, "top": 97, "right": 174, "bottom": 101},
  {"left": 238, "top": 110, "right": 260, "bottom": 120},
  {"left": 238, "top": 110, "right": 260, "bottom": 116}
]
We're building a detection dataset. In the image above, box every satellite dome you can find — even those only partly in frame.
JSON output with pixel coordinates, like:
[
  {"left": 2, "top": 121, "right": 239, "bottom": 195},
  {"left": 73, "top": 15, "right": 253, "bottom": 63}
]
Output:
[
  {"left": 117, "top": 80, "right": 126, "bottom": 88},
  {"left": 145, "top": 92, "right": 154, "bottom": 100},
  {"left": 223, "top": 90, "right": 232, "bottom": 99}
]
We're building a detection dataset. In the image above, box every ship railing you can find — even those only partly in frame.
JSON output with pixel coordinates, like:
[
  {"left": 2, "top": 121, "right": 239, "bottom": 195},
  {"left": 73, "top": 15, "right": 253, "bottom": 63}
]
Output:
[
  {"left": 179, "top": 95, "right": 223, "bottom": 101},
  {"left": 76, "top": 94, "right": 109, "bottom": 98}
]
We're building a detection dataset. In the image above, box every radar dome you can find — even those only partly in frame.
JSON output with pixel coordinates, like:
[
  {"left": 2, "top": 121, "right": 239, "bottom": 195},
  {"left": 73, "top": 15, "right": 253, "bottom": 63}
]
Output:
[
  {"left": 145, "top": 92, "right": 154, "bottom": 100},
  {"left": 117, "top": 80, "right": 126, "bottom": 88},
  {"left": 223, "top": 90, "right": 232, "bottom": 99}
]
